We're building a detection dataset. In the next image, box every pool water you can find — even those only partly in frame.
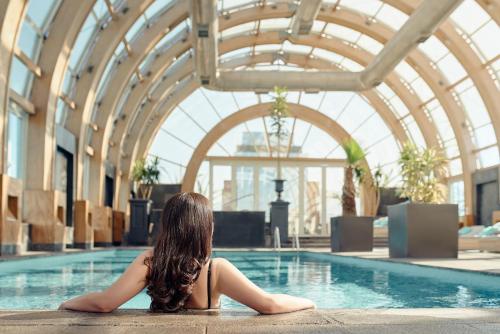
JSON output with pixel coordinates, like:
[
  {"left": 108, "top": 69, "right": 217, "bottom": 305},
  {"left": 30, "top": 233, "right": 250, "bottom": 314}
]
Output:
[{"left": 1, "top": 250, "right": 500, "bottom": 309}]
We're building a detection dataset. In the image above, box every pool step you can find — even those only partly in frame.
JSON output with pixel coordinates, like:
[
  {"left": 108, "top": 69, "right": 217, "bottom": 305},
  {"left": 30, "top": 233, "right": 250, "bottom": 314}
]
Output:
[{"left": 282, "top": 236, "right": 388, "bottom": 248}]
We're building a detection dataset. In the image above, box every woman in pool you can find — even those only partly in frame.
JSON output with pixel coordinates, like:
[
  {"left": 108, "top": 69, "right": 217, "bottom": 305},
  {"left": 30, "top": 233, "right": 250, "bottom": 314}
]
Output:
[{"left": 59, "top": 192, "right": 315, "bottom": 314}]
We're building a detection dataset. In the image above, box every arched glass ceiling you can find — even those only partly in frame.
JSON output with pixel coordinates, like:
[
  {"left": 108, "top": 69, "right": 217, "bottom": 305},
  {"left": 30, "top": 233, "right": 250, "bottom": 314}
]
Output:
[
  {"left": 5, "top": 0, "right": 499, "bottom": 214},
  {"left": 148, "top": 87, "right": 401, "bottom": 184}
]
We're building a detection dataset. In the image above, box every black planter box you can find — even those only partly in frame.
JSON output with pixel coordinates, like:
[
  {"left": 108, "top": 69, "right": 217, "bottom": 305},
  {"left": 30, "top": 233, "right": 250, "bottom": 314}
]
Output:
[
  {"left": 388, "top": 202, "right": 458, "bottom": 258},
  {"left": 213, "top": 211, "right": 266, "bottom": 247},
  {"left": 128, "top": 199, "right": 150, "bottom": 246},
  {"left": 330, "top": 216, "right": 374, "bottom": 252}
]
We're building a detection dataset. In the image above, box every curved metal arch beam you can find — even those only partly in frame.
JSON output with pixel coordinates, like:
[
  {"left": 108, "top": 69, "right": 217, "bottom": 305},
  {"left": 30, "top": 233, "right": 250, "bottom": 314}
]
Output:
[
  {"left": 106, "top": 39, "right": 192, "bottom": 170},
  {"left": 386, "top": 0, "right": 500, "bottom": 155},
  {"left": 0, "top": 0, "right": 27, "bottom": 172},
  {"left": 85, "top": 2, "right": 189, "bottom": 205},
  {"left": 179, "top": 103, "right": 373, "bottom": 192},
  {"left": 114, "top": 76, "right": 197, "bottom": 209},
  {"left": 26, "top": 1, "right": 95, "bottom": 191},
  {"left": 220, "top": 52, "right": 409, "bottom": 145},
  {"left": 62, "top": 0, "right": 155, "bottom": 200}
]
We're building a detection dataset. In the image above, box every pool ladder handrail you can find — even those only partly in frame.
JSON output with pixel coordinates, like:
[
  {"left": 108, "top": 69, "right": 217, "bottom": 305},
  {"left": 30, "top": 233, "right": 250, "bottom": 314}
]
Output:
[
  {"left": 273, "top": 227, "right": 281, "bottom": 252},
  {"left": 292, "top": 232, "right": 300, "bottom": 251}
]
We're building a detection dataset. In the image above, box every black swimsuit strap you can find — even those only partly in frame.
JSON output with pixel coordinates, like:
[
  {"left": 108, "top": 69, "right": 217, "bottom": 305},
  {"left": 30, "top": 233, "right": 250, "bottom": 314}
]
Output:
[{"left": 207, "top": 259, "right": 212, "bottom": 309}]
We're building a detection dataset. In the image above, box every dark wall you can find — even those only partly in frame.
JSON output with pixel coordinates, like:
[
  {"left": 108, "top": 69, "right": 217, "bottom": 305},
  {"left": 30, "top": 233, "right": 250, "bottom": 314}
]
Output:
[
  {"left": 213, "top": 211, "right": 266, "bottom": 247},
  {"left": 150, "top": 184, "right": 182, "bottom": 210},
  {"left": 473, "top": 167, "right": 500, "bottom": 226},
  {"left": 377, "top": 188, "right": 407, "bottom": 216}
]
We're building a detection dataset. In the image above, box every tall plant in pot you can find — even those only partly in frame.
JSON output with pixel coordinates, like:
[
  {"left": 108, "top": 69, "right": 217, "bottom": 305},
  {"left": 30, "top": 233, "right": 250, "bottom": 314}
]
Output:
[
  {"left": 341, "top": 138, "right": 366, "bottom": 216},
  {"left": 269, "top": 86, "right": 289, "bottom": 201},
  {"left": 129, "top": 156, "right": 161, "bottom": 246},
  {"left": 331, "top": 139, "right": 374, "bottom": 252},
  {"left": 131, "top": 156, "right": 160, "bottom": 199},
  {"left": 388, "top": 142, "right": 458, "bottom": 258}
]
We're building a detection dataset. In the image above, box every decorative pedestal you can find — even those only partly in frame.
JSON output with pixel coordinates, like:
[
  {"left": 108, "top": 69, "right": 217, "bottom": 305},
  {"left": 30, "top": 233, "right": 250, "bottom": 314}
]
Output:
[
  {"left": 270, "top": 200, "right": 289, "bottom": 246},
  {"left": 93, "top": 206, "right": 113, "bottom": 247},
  {"left": 112, "top": 210, "right": 125, "bottom": 246},
  {"left": 74, "top": 200, "right": 93, "bottom": 249},
  {"left": 0, "top": 175, "right": 23, "bottom": 255},
  {"left": 128, "top": 199, "right": 150, "bottom": 245},
  {"left": 24, "top": 190, "right": 66, "bottom": 252}
]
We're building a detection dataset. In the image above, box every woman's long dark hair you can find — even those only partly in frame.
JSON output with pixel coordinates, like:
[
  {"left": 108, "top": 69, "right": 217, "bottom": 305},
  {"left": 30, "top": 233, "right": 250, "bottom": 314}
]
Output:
[{"left": 145, "top": 192, "right": 213, "bottom": 312}]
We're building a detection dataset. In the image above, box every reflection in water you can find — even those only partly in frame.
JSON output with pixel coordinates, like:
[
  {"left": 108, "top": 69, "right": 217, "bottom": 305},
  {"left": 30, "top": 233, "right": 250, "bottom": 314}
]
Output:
[{"left": 0, "top": 251, "right": 500, "bottom": 309}]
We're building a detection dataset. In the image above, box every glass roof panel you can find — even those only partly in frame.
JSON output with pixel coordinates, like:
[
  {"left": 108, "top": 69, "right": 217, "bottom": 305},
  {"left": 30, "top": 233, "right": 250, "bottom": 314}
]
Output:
[
  {"left": 375, "top": 4, "right": 408, "bottom": 30},
  {"left": 26, "top": 0, "right": 59, "bottom": 27},
  {"left": 402, "top": 116, "right": 426, "bottom": 148},
  {"left": 436, "top": 53, "right": 468, "bottom": 84},
  {"left": 336, "top": 0, "right": 383, "bottom": 17},
  {"left": 356, "top": 35, "right": 384, "bottom": 54},
  {"left": 324, "top": 24, "right": 361, "bottom": 44},
  {"left": 312, "top": 48, "right": 344, "bottom": 63},
  {"left": 340, "top": 58, "right": 364, "bottom": 71},
  {"left": 410, "top": 77, "right": 434, "bottom": 102},
  {"left": 259, "top": 18, "right": 291, "bottom": 31},
  {"left": 418, "top": 36, "right": 449, "bottom": 63},
  {"left": 457, "top": 86, "right": 491, "bottom": 129},
  {"left": 221, "top": 21, "right": 256, "bottom": 39},
  {"left": 474, "top": 124, "right": 497, "bottom": 149},
  {"left": 387, "top": 95, "right": 409, "bottom": 118},
  {"left": 395, "top": 61, "right": 419, "bottom": 83},
  {"left": 450, "top": 1, "right": 490, "bottom": 35},
  {"left": 18, "top": 22, "right": 39, "bottom": 60},
  {"left": 478, "top": 146, "right": 500, "bottom": 168},
  {"left": 282, "top": 41, "right": 313, "bottom": 55},
  {"left": 470, "top": 20, "right": 500, "bottom": 61}
]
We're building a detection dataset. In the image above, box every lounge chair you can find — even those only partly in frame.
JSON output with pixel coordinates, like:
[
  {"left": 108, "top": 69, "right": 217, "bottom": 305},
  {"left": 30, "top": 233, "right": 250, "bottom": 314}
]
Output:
[{"left": 459, "top": 224, "right": 500, "bottom": 252}]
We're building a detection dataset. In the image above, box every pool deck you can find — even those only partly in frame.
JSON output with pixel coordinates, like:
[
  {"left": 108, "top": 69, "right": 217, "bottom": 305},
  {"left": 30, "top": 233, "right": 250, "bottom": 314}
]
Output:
[
  {"left": 1, "top": 308, "right": 500, "bottom": 333},
  {"left": 305, "top": 247, "right": 500, "bottom": 275}
]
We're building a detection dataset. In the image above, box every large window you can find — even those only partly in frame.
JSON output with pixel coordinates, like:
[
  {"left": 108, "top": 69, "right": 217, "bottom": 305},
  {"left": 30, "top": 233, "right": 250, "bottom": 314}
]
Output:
[{"left": 6, "top": 101, "right": 27, "bottom": 179}]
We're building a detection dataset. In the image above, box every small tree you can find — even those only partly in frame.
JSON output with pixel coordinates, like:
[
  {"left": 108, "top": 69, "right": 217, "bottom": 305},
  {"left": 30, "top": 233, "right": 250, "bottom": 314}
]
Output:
[
  {"left": 269, "top": 86, "right": 289, "bottom": 180},
  {"left": 341, "top": 139, "right": 366, "bottom": 216},
  {"left": 398, "top": 142, "right": 447, "bottom": 203},
  {"left": 131, "top": 156, "right": 160, "bottom": 199}
]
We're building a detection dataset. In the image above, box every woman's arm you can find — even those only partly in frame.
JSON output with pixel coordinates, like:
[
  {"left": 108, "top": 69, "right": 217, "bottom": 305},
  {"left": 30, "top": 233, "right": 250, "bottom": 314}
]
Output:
[
  {"left": 214, "top": 258, "right": 315, "bottom": 314},
  {"left": 59, "top": 250, "right": 151, "bottom": 313}
]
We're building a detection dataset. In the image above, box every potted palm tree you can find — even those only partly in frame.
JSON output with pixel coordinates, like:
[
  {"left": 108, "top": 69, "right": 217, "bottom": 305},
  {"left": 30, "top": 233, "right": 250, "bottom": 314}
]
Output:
[
  {"left": 331, "top": 139, "right": 374, "bottom": 252},
  {"left": 388, "top": 143, "right": 458, "bottom": 258},
  {"left": 131, "top": 156, "right": 160, "bottom": 199},
  {"left": 129, "top": 156, "right": 160, "bottom": 245}
]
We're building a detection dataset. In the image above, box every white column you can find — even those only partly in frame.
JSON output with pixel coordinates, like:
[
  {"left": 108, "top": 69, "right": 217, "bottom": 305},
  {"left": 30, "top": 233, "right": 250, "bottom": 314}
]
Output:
[
  {"left": 253, "top": 165, "right": 259, "bottom": 211},
  {"left": 208, "top": 161, "right": 213, "bottom": 208},
  {"left": 321, "top": 166, "right": 327, "bottom": 236},
  {"left": 298, "top": 166, "right": 304, "bottom": 236}
]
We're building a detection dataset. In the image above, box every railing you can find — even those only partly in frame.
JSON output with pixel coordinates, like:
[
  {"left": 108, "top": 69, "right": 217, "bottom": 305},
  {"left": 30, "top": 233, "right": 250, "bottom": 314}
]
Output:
[
  {"left": 273, "top": 226, "right": 281, "bottom": 252},
  {"left": 292, "top": 232, "right": 300, "bottom": 251}
]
